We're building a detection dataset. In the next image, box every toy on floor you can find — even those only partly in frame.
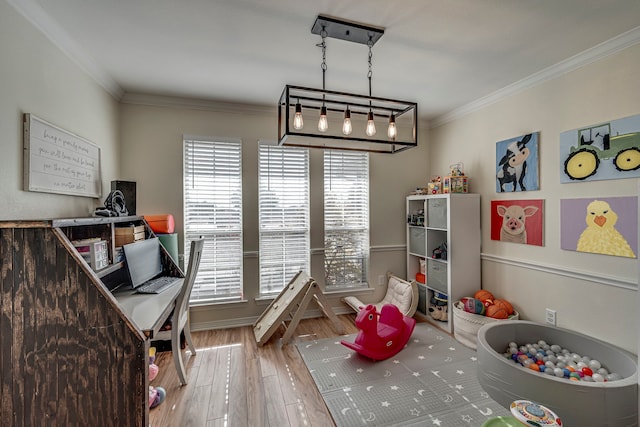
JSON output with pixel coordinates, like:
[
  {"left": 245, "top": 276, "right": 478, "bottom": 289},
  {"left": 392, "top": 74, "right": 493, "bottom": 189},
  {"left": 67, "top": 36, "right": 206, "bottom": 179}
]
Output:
[
  {"left": 341, "top": 304, "right": 416, "bottom": 361},
  {"left": 149, "top": 386, "right": 166, "bottom": 409},
  {"left": 149, "top": 346, "right": 159, "bottom": 381}
]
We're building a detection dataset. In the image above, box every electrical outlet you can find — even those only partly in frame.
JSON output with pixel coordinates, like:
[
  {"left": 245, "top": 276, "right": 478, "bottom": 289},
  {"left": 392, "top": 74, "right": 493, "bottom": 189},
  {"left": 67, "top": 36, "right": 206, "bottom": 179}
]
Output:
[
  {"left": 378, "top": 275, "right": 385, "bottom": 285},
  {"left": 545, "top": 308, "right": 557, "bottom": 326}
]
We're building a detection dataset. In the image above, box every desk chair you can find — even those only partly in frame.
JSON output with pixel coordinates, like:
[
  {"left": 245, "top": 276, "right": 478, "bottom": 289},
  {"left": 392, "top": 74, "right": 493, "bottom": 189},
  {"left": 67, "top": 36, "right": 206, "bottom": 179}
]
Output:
[{"left": 155, "top": 238, "right": 204, "bottom": 385}]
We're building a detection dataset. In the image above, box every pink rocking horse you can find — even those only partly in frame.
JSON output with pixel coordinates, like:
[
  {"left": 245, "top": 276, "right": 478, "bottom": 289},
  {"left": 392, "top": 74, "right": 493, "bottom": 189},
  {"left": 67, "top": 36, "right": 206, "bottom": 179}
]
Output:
[{"left": 341, "top": 304, "right": 416, "bottom": 361}]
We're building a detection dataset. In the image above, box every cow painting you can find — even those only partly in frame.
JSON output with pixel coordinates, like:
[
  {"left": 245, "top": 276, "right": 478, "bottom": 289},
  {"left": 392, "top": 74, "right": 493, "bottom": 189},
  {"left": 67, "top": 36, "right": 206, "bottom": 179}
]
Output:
[{"left": 495, "top": 133, "right": 539, "bottom": 192}]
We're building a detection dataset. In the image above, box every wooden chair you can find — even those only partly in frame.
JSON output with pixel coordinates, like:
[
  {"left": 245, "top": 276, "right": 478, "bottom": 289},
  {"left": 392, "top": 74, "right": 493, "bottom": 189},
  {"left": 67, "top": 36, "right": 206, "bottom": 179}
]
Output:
[
  {"left": 154, "top": 238, "right": 204, "bottom": 385},
  {"left": 342, "top": 272, "right": 419, "bottom": 317}
]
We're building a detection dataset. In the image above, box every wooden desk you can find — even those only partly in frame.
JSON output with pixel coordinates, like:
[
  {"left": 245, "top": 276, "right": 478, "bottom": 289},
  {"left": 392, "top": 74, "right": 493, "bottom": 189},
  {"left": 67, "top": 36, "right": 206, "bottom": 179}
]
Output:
[
  {"left": 0, "top": 216, "right": 183, "bottom": 427},
  {"left": 114, "top": 280, "right": 183, "bottom": 338}
]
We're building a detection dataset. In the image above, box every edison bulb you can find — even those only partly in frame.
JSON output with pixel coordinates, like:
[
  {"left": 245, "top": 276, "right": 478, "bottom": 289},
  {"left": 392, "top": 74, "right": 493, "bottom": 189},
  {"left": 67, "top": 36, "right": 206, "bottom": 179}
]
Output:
[
  {"left": 318, "top": 105, "right": 328, "bottom": 132},
  {"left": 342, "top": 108, "right": 352, "bottom": 135},
  {"left": 387, "top": 114, "right": 397, "bottom": 139},
  {"left": 365, "top": 111, "right": 376, "bottom": 136},
  {"left": 293, "top": 102, "right": 303, "bottom": 130}
]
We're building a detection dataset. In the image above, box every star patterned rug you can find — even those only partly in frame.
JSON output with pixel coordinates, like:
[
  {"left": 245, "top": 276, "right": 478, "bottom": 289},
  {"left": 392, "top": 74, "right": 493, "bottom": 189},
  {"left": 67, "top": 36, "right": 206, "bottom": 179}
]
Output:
[{"left": 296, "top": 322, "right": 510, "bottom": 426}]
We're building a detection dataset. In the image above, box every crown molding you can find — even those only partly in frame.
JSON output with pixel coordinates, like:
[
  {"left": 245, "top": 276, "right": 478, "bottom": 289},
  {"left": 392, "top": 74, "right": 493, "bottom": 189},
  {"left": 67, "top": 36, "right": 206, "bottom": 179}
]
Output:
[
  {"left": 120, "top": 93, "right": 275, "bottom": 115},
  {"left": 7, "top": 0, "right": 124, "bottom": 100},
  {"left": 431, "top": 25, "right": 640, "bottom": 128}
]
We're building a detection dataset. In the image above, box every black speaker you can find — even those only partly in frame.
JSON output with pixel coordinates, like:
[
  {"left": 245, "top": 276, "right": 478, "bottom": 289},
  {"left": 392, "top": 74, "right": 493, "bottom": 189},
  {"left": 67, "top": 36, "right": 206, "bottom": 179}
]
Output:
[{"left": 111, "top": 180, "right": 136, "bottom": 215}]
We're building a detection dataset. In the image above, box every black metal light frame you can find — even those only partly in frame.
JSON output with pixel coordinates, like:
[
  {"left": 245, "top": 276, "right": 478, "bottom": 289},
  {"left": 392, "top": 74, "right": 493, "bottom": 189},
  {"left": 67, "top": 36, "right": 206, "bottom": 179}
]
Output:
[{"left": 277, "top": 15, "right": 418, "bottom": 154}]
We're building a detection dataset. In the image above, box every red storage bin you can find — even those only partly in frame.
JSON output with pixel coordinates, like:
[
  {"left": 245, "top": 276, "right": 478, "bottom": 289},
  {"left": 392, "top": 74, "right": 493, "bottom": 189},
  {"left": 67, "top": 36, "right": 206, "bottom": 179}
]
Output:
[{"left": 144, "top": 214, "right": 175, "bottom": 234}]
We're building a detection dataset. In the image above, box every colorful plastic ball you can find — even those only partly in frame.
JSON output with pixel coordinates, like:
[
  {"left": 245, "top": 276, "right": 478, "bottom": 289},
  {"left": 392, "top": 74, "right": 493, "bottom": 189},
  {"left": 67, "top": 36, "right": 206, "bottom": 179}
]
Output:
[
  {"left": 550, "top": 344, "right": 561, "bottom": 353},
  {"left": 582, "top": 367, "right": 593, "bottom": 376},
  {"left": 606, "top": 373, "right": 623, "bottom": 381},
  {"left": 597, "top": 367, "right": 609, "bottom": 376},
  {"left": 528, "top": 364, "right": 540, "bottom": 372},
  {"left": 569, "top": 372, "right": 581, "bottom": 380},
  {"left": 592, "top": 373, "right": 605, "bottom": 382},
  {"left": 588, "top": 359, "right": 601, "bottom": 370},
  {"left": 582, "top": 375, "right": 594, "bottom": 382},
  {"left": 553, "top": 368, "right": 564, "bottom": 377}
]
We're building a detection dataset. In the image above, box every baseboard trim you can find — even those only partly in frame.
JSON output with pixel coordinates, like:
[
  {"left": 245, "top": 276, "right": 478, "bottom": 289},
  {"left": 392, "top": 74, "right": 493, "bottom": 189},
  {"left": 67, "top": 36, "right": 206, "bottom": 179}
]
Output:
[{"left": 481, "top": 253, "right": 636, "bottom": 291}]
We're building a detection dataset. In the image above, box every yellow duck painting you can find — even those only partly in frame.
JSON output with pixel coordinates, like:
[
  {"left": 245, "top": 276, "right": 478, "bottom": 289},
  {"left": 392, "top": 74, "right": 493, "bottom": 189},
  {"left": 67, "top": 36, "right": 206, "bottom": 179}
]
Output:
[{"left": 576, "top": 200, "right": 636, "bottom": 258}]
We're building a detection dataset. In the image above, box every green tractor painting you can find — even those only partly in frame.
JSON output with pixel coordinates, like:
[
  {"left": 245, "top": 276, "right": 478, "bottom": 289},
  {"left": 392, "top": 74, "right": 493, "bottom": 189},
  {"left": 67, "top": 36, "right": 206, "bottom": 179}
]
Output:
[{"left": 561, "top": 118, "right": 640, "bottom": 183}]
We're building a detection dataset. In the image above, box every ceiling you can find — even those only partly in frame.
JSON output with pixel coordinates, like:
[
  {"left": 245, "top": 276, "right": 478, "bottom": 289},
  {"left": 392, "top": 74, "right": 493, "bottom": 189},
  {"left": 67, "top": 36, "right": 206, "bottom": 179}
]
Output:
[{"left": 11, "top": 0, "right": 640, "bottom": 123}]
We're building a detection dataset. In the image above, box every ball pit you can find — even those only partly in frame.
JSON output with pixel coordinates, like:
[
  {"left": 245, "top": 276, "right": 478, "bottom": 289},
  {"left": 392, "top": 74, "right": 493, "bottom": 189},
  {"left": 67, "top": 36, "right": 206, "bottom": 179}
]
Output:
[{"left": 477, "top": 321, "right": 638, "bottom": 426}]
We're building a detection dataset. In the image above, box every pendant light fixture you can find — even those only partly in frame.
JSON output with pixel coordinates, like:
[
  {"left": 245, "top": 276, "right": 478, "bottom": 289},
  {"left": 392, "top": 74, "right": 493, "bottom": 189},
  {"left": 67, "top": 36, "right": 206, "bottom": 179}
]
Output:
[
  {"left": 365, "top": 36, "right": 376, "bottom": 137},
  {"left": 317, "top": 27, "right": 329, "bottom": 133},
  {"left": 277, "top": 15, "right": 418, "bottom": 154}
]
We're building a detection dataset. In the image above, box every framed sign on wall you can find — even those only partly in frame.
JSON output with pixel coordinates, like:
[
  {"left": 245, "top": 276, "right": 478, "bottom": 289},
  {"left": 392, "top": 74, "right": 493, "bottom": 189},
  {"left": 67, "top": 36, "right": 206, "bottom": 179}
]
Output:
[{"left": 23, "top": 113, "right": 102, "bottom": 198}]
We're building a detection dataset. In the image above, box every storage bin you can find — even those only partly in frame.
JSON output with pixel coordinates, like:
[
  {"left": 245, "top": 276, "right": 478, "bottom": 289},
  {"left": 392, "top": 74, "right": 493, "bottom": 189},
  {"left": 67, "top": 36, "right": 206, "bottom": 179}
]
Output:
[
  {"left": 453, "top": 301, "right": 519, "bottom": 349},
  {"left": 417, "top": 283, "right": 427, "bottom": 315},
  {"left": 73, "top": 239, "right": 109, "bottom": 270},
  {"left": 426, "top": 259, "right": 447, "bottom": 293},
  {"left": 115, "top": 225, "right": 145, "bottom": 247},
  {"left": 408, "top": 227, "right": 426, "bottom": 256},
  {"left": 427, "top": 198, "right": 447, "bottom": 228}
]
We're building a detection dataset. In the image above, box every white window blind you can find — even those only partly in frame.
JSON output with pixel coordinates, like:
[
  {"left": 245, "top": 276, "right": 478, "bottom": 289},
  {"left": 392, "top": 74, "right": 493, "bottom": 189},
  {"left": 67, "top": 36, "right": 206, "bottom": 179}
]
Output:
[
  {"left": 183, "top": 137, "right": 243, "bottom": 303},
  {"left": 323, "top": 150, "right": 369, "bottom": 289},
  {"left": 258, "top": 144, "right": 310, "bottom": 296}
]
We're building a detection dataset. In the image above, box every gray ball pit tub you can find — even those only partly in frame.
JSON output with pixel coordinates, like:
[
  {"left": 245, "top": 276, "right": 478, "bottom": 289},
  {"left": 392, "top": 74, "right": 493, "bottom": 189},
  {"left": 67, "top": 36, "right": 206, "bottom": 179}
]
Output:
[{"left": 477, "top": 320, "right": 638, "bottom": 427}]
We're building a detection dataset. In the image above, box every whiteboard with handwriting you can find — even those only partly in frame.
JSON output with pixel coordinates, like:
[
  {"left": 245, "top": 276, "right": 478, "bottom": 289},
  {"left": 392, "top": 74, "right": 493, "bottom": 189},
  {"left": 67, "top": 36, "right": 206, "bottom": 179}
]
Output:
[{"left": 24, "top": 114, "right": 102, "bottom": 198}]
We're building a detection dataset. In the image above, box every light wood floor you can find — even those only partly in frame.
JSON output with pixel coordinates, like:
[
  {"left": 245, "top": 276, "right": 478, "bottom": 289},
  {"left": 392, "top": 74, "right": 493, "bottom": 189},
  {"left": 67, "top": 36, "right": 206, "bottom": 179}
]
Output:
[{"left": 148, "top": 314, "right": 361, "bottom": 427}]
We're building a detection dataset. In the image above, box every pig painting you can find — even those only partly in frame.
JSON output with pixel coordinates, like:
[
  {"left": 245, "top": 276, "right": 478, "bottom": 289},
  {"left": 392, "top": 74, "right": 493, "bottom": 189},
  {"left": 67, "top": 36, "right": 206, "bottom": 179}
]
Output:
[{"left": 491, "top": 200, "right": 544, "bottom": 246}]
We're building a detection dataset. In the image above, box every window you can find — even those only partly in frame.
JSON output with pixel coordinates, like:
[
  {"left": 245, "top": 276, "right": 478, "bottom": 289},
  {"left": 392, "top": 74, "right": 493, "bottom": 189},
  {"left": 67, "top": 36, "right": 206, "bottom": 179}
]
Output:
[
  {"left": 258, "top": 144, "right": 310, "bottom": 296},
  {"left": 324, "top": 150, "right": 369, "bottom": 289},
  {"left": 183, "top": 136, "right": 243, "bottom": 303}
]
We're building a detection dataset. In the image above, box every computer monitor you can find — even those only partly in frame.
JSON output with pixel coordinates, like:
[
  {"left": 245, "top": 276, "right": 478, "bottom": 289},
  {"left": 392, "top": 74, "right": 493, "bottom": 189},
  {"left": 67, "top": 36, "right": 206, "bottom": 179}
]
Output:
[{"left": 123, "top": 237, "right": 163, "bottom": 288}]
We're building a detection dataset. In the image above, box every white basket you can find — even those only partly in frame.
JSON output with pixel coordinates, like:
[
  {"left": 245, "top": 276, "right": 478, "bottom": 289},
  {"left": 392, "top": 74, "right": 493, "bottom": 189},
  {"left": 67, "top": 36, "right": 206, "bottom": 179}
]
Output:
[{"left": 453, "top": 301, "right": 519, "bottom": 349}]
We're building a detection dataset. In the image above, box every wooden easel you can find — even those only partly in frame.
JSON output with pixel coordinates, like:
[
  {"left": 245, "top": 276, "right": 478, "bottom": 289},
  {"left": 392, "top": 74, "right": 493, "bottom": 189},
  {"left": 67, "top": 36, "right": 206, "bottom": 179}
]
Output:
[{"left": 253, "top": 271, "right": 345, "bottom": 346}]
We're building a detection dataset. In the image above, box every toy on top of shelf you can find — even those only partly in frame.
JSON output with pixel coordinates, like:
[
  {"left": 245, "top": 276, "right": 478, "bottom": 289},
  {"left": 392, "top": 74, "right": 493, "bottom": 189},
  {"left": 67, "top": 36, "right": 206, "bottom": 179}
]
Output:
[
  {"left": 449, "top": 162, "right": 465, "bottom": 176},
  {"left": 427, "top": 175, "right": 442, "bottom": 194}
]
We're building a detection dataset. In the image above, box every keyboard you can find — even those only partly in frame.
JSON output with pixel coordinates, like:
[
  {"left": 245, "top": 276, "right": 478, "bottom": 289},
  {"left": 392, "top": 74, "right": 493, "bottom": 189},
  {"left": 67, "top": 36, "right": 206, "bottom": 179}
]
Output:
[{"left": 136, "top": 276, "right": 180, "bottom": 294}]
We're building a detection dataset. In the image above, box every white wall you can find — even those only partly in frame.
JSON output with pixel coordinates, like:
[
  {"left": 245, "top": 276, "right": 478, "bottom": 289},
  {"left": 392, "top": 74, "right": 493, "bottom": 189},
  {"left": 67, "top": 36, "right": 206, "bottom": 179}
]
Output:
[
  {"left": 0, "top": 1, "right": 120, "bottom": 221},
  {"left": 429, "top": 44, "right": 640, "bottom": 353},
  {"left": 119, "top": 98, "right": 430, "bottom": 327}
]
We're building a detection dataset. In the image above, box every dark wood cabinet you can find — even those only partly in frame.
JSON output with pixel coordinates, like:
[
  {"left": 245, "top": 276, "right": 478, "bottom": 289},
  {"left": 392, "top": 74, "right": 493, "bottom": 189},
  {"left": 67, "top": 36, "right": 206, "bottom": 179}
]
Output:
[{"left": 0, "top": 216, "right": 166, "bottom": 427}]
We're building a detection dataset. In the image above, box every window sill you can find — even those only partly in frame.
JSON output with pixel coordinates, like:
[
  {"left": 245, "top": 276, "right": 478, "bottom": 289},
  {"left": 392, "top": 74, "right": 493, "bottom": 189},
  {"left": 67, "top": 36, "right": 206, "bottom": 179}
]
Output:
[
  {"left": 189, "top": 299, "right": 249, "bottom": 311},
  {"left": 255, "top": 286, "right": 373, "bottom": 306}
]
